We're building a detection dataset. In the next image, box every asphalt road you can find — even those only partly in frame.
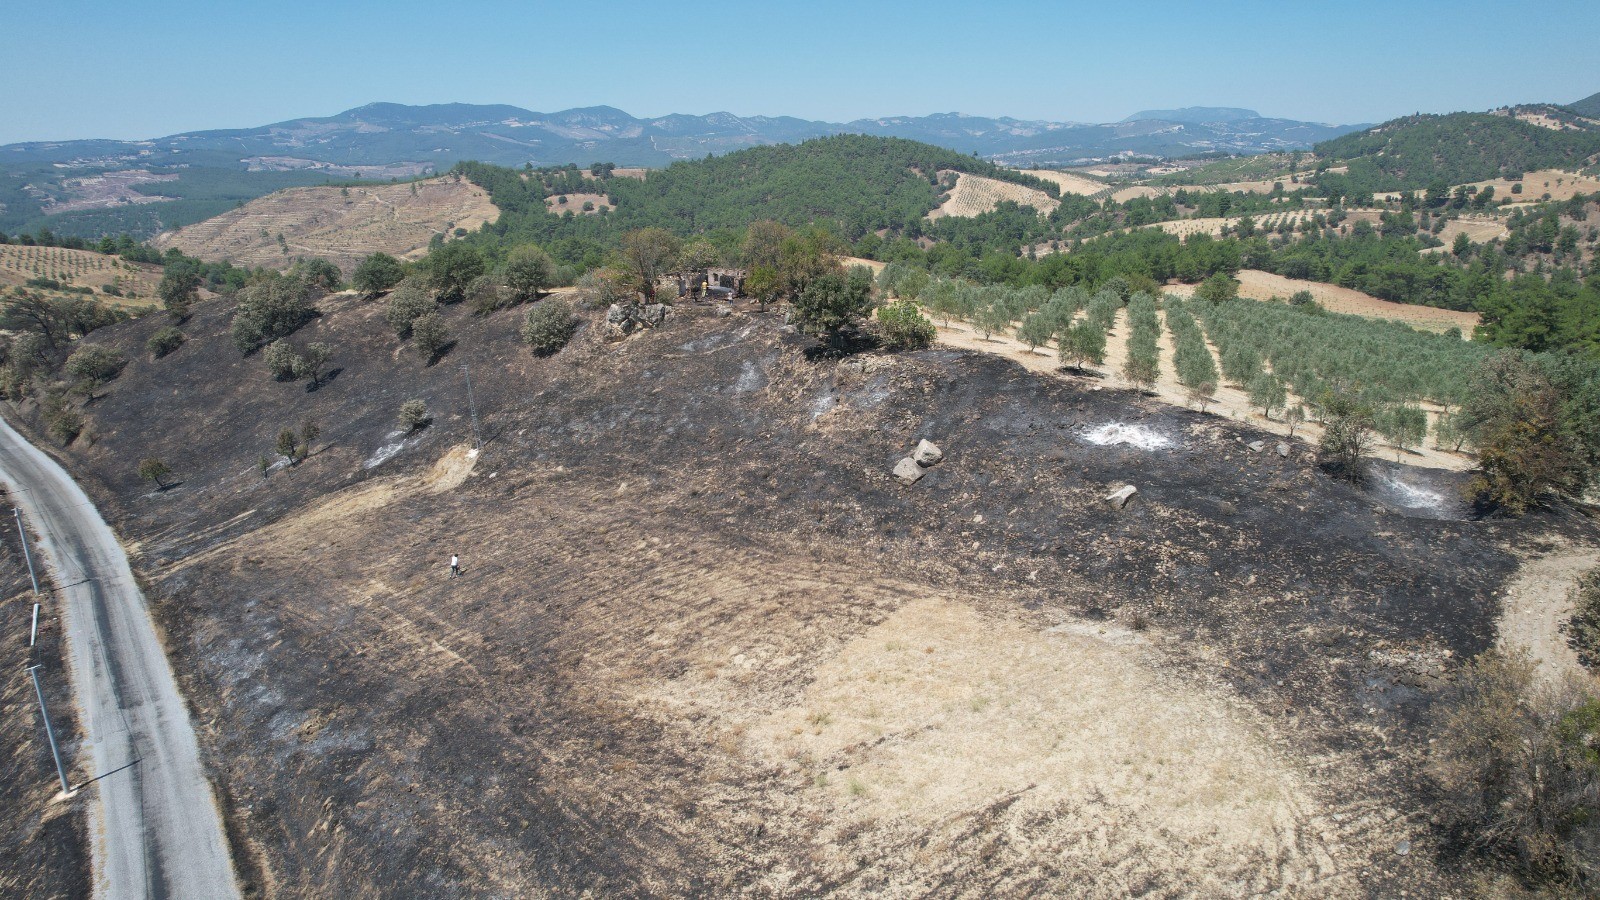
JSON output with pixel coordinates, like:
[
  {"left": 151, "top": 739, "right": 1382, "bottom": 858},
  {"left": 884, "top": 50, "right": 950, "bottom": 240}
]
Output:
[{"left": 0, "top": 415, "right": 240, "bottom": 900}]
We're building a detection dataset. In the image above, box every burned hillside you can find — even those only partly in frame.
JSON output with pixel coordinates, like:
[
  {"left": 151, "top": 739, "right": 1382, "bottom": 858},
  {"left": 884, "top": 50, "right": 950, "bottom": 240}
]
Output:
[{"left": 8, "top": 291, "right": 1584, "bottom": 897}]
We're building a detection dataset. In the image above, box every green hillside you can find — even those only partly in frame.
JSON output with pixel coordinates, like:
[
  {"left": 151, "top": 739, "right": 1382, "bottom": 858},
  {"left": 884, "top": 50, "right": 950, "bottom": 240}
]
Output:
[
  {"left": 1312, "top": 112, "right": 1600, "bottom": 198},
  {"left": 1570, "top": 91, "right": 1600, "bottom": 118},
  {"left": 463, "top": 134, "right": 1056, "bottom": 246}
]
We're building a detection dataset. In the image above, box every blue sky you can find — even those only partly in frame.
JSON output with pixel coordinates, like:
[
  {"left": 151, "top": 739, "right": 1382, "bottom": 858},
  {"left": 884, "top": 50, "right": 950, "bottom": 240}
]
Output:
[{"left": 1, "top": 0, "right": 1596, "bottom": 144}]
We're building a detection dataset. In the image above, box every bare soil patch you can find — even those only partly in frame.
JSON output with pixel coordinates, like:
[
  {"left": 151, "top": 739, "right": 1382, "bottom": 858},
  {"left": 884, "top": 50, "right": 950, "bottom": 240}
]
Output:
[
  {"left": 1496, "top": 544, "right": 1600, "bottom": 687},
  {"left": 544, "top": 192, "right": 613, "bottom": 215},
  {"left": 152, "top": 176, "right": 499, "bottom": 273}
]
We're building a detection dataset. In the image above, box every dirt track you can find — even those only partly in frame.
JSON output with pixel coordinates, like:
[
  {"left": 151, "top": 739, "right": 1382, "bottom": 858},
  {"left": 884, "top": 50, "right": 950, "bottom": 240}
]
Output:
[{"left": 9, "top": 295, "right": 1587, "bottom": 896}]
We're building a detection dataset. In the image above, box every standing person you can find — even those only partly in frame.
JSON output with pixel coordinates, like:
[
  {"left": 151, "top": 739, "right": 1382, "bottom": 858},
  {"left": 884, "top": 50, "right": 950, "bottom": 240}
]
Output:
[{"left": 450, "top": 554, "right": 460, "bottom": 578}]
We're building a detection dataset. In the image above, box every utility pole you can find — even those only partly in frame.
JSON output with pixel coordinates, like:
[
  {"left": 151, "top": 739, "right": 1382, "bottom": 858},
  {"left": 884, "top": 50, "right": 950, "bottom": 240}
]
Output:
[
  {"left": 14, "top": 506, "right": 38, "bottom": 595},
  {"left": 27, "top": 665, "right": 70, "bottom": 794},
  {"left": 460, "top": 364, "right": 482, "bottom": 451}
]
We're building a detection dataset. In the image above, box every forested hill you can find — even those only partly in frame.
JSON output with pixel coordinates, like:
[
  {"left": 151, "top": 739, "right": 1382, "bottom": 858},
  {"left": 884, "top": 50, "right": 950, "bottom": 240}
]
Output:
[
  {"left": 463, "top": 135, "right": 1055, "bottom": 245},
  {"left": 1313, "top": 111, "right": 1600, "bottom": 198},
  {"left": 1570, "top": 92, "right": 1600, "bottom": 118}
]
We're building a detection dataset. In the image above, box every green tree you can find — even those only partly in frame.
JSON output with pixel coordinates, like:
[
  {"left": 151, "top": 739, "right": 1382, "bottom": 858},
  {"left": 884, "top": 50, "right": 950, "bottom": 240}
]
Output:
[
  {"left": 352, "top": 252, "right": 405, "bottom": 297},
  {"left": 1124, "top": 347, "right": 1159, "bottom": 393},
  {"left": 1248, "top": 372, "right": 1287, "bottom": 419},
  {"left": 502, "top": 244, "right": 555, "bottom": 303},
  {"left": 1317, "top": 389, "right": 1376, "bottom": 482},
  {"left": 385, "top": 279, "right": 436, "bottom": 338},
  {"left": 292, "top": 342, "right": 332, "bottom": 387},
  {"left": 231, "top": 276, "right": 317, "bottom": 353},
  {"left": 1016, "top": 312, "right": 1054, "bottom": 352},
  {"left": 157, "top": 268, "right": 200, "bottom": 321},
  {"left": 410, "top": 311, "right": 451, "bottom": 364},
  {"left": 293, "top": 258, "right": 342, "bottom": 292},
  {"left": 789, "top": 267, "right": 873, "bottom": 350},
  {"left": 64, "top": 344, "right": 125, "bottom": 385},
  {"left": 419, "top": 241, "right": 485, "bottom": 303},
  {"left": 618, "top": 227, "right": 681, "bottom": 302},
  {"left": 1460, "top": 352, "right": 1590, "bottom": 513},
  {"left": 264, "top": 339, "right": 299, "bottom": 380},
  {"left": 1059, "top": 322, "right": 1106, "bottom": 372},
  {"left": 1194, "top": 273, "right": 1240, "bottom": 304}
]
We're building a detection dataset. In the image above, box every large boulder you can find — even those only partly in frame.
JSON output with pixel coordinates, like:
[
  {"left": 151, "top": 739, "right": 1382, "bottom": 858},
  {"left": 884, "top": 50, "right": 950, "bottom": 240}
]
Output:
[
  {"left": 641, "top": 304, "right": 669, "bottom": 327},
  {"left": 1105, "top": 484, "right": 1138, "bottom": 509},
  {"left": 892, "top": 457, "right": 925, "bottom": 485},
  {"left": 913, "top": 439, "right": 943, "bottom": 467}
]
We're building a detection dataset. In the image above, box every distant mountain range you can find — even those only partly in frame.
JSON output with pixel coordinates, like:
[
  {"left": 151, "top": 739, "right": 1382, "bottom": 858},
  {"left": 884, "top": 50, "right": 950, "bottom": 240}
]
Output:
[{"left": 3, "top": 102, "right": 1365, "bottom": 173}]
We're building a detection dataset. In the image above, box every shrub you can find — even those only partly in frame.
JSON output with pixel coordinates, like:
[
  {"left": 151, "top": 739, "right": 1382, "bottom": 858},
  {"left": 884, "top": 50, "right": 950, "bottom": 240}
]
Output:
[
  {"left": 352, "top": 252, "right": 405, "bottom": 296},
  {"left": 465, "top": 274, "right": 511, "bottom": 315},
  {"left": 385, "top": 278, "right": 436, "bottom": 338},
  {"left": 572, "top": 268, "right": 632, "bottom": 310},
  {"left": 1431, "top": 650, "right": 1600, "bottom": 886},
  {"left": 410, "top": 311, "right": 451, "bottom": 364},
  {"left": 292, "top": 257, "right": 342, "bottom": 292},
  {"left": 137, "top": 457, "right": 173, "bottom": 488},
  {"left": 64, "top": 344, "right": 126, "bottom": 385},
  {"left": 264, "top": 339, "right": 299, "bottom": 380},
  {"left": 521, "top": 300, "right": 578, "bottom": 356},
  {"left": 146, "top": 326, "right": 185, "bottom": 359},
  {"left": 1570, "top": 568, "right": 1600, "bottom": 669},
  {"left": 398, "top": 399, "right": 431, "bottom": 432},
  {"left": 875, "top": 301, "right": 936, "bottom": 351},
  {"left": 230, "top": 276, "right": 316, "bottom": 353},
  {"left": 1194, "top": 272, "right": 1240, "bottom": 304},
  {"left": 42, "top": 393, "right": 82, "bottom": 446}
]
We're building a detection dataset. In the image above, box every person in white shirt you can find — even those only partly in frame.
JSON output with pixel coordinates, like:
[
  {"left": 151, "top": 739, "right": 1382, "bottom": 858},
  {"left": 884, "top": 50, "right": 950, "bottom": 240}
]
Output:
[{"left": 450, "top": 554, "right": 460, "bottom": 578}]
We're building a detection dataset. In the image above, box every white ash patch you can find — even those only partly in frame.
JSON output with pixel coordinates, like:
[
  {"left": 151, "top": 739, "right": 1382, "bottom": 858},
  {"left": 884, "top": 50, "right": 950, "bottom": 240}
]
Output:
[{"left": 1080, "top": 423, "right": 1173, "bottom": 451}]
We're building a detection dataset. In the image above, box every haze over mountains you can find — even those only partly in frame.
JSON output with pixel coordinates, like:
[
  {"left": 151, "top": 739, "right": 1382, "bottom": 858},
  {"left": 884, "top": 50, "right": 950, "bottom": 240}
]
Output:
[{"left": 5, "top": 101, "right": 1364, "bottom": 172}]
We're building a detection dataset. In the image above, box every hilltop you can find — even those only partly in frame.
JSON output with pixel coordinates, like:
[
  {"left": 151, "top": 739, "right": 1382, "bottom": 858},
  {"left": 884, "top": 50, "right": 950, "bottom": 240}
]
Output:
[
  {"left": 151, "top": 175, "right": 497, "bottom": 274},
  {"left": 0, "top": 102, "right": 1363, "bottom": 241}
]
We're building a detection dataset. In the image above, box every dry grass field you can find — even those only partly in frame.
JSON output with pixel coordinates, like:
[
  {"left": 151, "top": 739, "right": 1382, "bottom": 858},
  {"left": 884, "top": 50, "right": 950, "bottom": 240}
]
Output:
[
  {"left": 544, "top": 192, "right": 613, "bottom": 215},
  {"left": 1020, "top": 170, "right": 1110, "bottom": 196},
  {"left": 929, "top": 172, "right": 1058, "bottom": 219},
  {"left": 153, "top": 176, "right": 499, "bottom": 273},
  {"left": 0, "top": 245, "right": 163, "bottom": 307}
]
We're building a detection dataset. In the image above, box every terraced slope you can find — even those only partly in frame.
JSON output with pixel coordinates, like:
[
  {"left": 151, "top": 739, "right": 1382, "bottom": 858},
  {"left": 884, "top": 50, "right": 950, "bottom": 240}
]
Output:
[{"left": 152, "top": 176, "right": 498, "bottom": 273}]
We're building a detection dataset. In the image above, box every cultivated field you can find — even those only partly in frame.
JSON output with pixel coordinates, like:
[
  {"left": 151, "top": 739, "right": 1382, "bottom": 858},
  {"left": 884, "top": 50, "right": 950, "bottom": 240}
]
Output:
[
  {"left": 1020, "top": 169, "right": 1110, "bottom": 197},
  {"left": 0, "top": 245, "right": 163, "bottom": 307},
  {"left": 1166, "top": 270, "right": 1480, "bottom": 334},
  {"left": 929, "top": 172, "right": 1058, "bottom": 219},
  {"left": 152, "top": 176, "right": 499, "bottom": 274}
]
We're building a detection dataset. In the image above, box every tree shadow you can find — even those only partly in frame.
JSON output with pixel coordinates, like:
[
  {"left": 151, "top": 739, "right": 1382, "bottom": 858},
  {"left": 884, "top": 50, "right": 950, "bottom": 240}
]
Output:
[
  {"left": 305, "top": 368, "right": 343, "bottom": 392},
  {"left": 802, "top": 330, "right": 880, "bottom": 361},
  {"left": 424, "top": 341, "right": 458, "bottom": 367}
]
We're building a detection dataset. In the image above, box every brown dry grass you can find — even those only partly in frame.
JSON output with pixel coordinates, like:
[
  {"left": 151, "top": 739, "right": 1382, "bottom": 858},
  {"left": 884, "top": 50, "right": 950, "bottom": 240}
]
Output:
[
  {"left": 0, "top": 244, "right": 163, "bottom": 308},
  {"left": 929, "top": 172, "right": 1058, "bottom": 219},
  {"left": 544, "top": 192, "right": 613, "bottom": 215},
  {"left": 152, "top": 176, "right": 499, "bottom": 273}
]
